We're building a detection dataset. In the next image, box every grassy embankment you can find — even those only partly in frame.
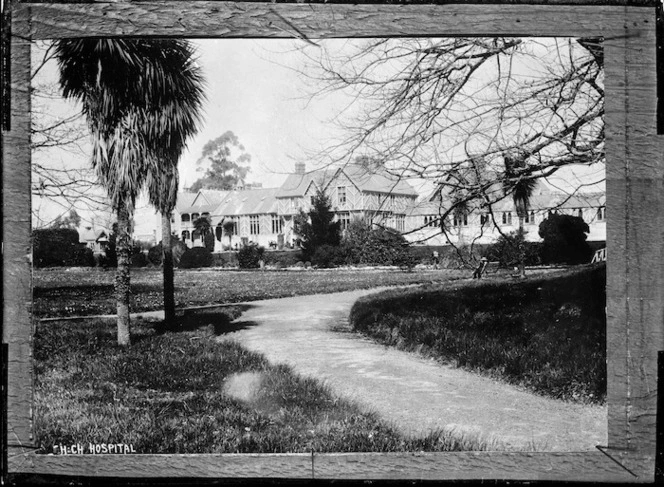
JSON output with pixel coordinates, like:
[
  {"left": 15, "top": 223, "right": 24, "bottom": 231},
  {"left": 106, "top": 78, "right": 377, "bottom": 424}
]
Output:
[
  {"left": 35, "top": 308, "right": 491, "bottom": 454},
  {"left": 349, "top": 263, "right": 606, "bottom": 404}
]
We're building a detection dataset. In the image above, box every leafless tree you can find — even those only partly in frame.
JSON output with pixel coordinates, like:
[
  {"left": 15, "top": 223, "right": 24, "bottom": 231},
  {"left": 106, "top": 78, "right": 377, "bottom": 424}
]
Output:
[
  {"left": 31, "top": 41, "right": 111, "bottom": 229},
  {"left": 297, "top": 37, "right": 604, "bottom": 258}
]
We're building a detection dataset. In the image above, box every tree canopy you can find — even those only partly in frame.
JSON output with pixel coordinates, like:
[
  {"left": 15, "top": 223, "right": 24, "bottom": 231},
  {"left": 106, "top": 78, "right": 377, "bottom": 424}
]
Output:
[
  {"left": 301, "top": 37, "right": 604, "bottom": 231},
  {"left": 189, "top": 131, "right": 251, "bottom": 192},
  {"left": 294, "top": 189, "right": 341, "bottom": 260}
]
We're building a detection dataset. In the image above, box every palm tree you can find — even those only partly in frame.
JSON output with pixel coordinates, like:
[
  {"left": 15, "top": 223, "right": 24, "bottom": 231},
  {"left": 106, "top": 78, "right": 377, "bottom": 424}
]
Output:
[
  {"left": 503, "top": 152, "right": 537, "bottom": 278},
  {"left": 55, "top": 38, "right": 201, "bottom": 345},
  {"left": 141, "top": 41, "right": 205, "bottom": 330},
  {"left": 193, "top": 215, "right": 214, "bottom": 251}
]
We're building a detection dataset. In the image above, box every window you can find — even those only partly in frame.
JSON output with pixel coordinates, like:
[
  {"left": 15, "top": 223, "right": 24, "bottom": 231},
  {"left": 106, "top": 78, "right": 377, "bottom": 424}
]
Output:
[
  {"left": 424, "top": 215, "right": 438, "bottom": 228},
  {"left": 597, "top": 206, "right": 605, "bottom": 221},
  {"left": 191, "top": 212, "right": 200, "bottom": 221},
  {"left": 390, "top": 195, "right": 396, "bottom": 207},
  {"left": 181, "top": 214, "right": 190, "bottom": 223},
  {"left": 250, "top": 216, "right": 260, "bottom": 235},
  {"left": 338, "top": 212, "right": 351, "bottom": 230},
  {"left": 577, "top": 208, "right": 583, "bottom": 219},
  {"left": 480, "top": 212, "right": 489, "bottom": 225},
  {"left": 338, "top": 186, "right": 347, "bottom": 205},
  {"left": 524, "top": 211, "right": 535, "bottom": 224},
  {"left": 453, "top": 211, "right": 467, "bottom": 227},
  {"left": 502, "top": 212, "right": 512, "bottom": 225},
  {"left": 181, "top": 230, "right": 190, "bottom": 241},
  {"left": 271, "top": 215, "right": 283, "bottom": 234},
  {"left": 396, "top": 214, "right": 405, "bottom": 232}
]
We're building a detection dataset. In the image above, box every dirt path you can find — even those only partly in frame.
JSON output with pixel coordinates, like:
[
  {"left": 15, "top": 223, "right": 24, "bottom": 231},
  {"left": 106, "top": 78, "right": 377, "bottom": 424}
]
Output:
[{"left": 217, "top": 287, "right": 607, "bottom": 451}]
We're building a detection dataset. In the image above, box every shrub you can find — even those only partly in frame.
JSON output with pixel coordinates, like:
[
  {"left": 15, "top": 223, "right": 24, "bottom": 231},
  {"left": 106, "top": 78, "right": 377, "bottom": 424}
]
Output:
[
  {"left": 539, "top": 214, "right": 593, "bottom": 265},
  {"left": 312, "top": 244, "right": 343, "bottom": 268},
  {"left": 148, "top": 239, "right": 188, "bottom": 266},
  {"left": 179, "top": 247, "right": 213, "bottom": 269},
  {"left": 342, "top": 222, "right": 416, "bottom": 269},
  {"left": 32, "top": 228, "right": 95, "bottom": 268},
  {"left": 237, "top": 243, "right": 265, "bottom": 269},
  {"left": 262, "top": 250, "right": 303, "bottom": 268},
  {"left": 130, "top": 252, "right": 148, "bottom": 268},
  {"left": 485, "top": 230, "right": 541, "bottom": 268}
]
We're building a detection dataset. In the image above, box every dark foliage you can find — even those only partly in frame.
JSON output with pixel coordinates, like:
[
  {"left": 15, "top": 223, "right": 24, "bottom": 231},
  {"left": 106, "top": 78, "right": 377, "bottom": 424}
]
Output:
[
  {"left": 237, "top": 243, "right": 265, "bottom": 269},
  {"left": 130, "top": 252, "right": 148, "bottom": 268},
  {"left": 539, "top": 214, "right": 593, "bottom": 264},
  {"left": 485, "top": 229, "right": 542, "bottom": 268},
  {"left": 350, "top": 264, "right": 607, "bottom": 403},
  {"left": 341, "top": 221, "right": 417, "bottom": 270},
  {"left": 32, "top": 228, "right": 95, "bottom": 268},
  {"left": 147, "top": 239, "right": 188, "bottom": 266},
  {"left": 312, "top": 244, "right": 344, "bottom": 268},
  {"left": 179, "top": 247, "right": 213, "bottom": 268}
]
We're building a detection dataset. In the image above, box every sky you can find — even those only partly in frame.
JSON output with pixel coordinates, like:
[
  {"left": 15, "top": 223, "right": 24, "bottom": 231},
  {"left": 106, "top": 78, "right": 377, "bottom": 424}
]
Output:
[{"left": 31, "top": 37, "right": 605, "bottom": 230}]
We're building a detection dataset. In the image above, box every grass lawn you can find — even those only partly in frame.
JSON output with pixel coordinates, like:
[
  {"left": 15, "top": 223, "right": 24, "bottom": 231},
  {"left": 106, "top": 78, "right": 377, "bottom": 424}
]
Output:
[
  {"left": 33, "top": 267, "right": 466, "bottom": 318},
  {"left": 350, "top": 264, "right": 607, "bottom": 405},
  {"left": 35, "top": 310, "right": 491, "bottom": 454}
]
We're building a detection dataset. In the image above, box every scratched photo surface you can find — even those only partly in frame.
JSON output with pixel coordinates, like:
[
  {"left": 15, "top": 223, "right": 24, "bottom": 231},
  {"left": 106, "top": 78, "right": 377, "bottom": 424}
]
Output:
[{"left": 31, "top": 36, "right": 607, "bottom": 455}]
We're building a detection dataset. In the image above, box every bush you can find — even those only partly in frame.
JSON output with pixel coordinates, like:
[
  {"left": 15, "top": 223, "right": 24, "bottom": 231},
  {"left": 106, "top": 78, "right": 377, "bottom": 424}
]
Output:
[
  {"left": 312, "top": 244, "right": 344, "bottom": 268},
  {"left": 262, "top": 250, "right": 303, "bottom": 268},
  {"left": 148, "top": 239, "right": 188, "bottom": 266},
  {"left": 539, "top": 214, "right": 593, "bottom": 265},
  {"left": 32, "top": 228, "right": 95, "bottom": 268},
  {"left": 485, "top": 230, "right": 542, "bottom": 268},
  {"left": 237, "top": 243, "right": 265, "bottom": 269},
  {"left": 130, "top": 252, "right": 148, "bottom": 268},
  {"left": 179, "top": 247, "right": 213, "bottom": 269},
  {"left": 342, "top": 222, "right": 416, "bottom": 269}
]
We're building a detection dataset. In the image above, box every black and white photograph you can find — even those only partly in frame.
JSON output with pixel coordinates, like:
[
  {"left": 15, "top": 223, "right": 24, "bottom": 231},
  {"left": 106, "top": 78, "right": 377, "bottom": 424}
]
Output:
[
  {"left": 3, "top": 0, "right": 661, "bottom": 482},
  {"left": 30, "top": 34, "right": 607, "bottom": 453}
]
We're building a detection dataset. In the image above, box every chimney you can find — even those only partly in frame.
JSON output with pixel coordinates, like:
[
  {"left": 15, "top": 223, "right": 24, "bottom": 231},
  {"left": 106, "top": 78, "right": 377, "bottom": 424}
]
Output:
[{"left": 295, "top": 162, "right": 306, "bottom": 175}]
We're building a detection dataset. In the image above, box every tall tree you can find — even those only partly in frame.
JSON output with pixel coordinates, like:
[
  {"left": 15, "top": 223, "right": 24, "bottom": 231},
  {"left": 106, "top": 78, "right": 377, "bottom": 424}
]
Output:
[
  {"left": 141, "top": 41, "right": 205, "bottom": 330},
  {"left": 294, "top": 189, "right": 341, "bottom": 261},
  {"left": 55, "top": 38, "right": 202, "bottom": 345},
  {"left": 300, "top": 37, "right": 604, "bottom": 247},
  {"left": 189, "top": 131, "right": 251, "bottom": 192},
  {"left": 503, "top": 151, "right": 537, "bottom": 277}
]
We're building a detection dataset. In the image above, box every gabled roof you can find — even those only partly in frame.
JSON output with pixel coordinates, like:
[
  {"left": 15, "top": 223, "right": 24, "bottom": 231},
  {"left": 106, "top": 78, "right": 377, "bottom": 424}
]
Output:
[
  {"left": 78, "top": 227, "right": 108, "bottom": 243},
  {"left": 276, "top": 171, "right": 328, "bottom": 198},
  {"left": 175, "top": 192, "right": 198, "bottom": 213},
  {"left": 214, "top": 188, "right": 279, "bottom": 218},
  {"left": 277, "top": 163, "right": 419, "bottom": 198},
  {"left": 332, "top": 164, "right": 419, "bottom": 197}
]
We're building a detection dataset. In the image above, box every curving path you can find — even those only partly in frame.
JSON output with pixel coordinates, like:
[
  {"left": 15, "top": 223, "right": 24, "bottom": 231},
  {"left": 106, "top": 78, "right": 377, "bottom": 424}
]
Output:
[{"left": 217, "top": 287, "right": 607, "bottom": 451}]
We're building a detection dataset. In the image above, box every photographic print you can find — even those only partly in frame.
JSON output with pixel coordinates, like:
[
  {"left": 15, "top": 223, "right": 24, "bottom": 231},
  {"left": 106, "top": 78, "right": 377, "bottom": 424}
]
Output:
[
  {"left": 4, "top": 1, "right": 660, "bottom": 482},
  {"left": 30, "top": 35, "right": 607, "bottom": 454}
]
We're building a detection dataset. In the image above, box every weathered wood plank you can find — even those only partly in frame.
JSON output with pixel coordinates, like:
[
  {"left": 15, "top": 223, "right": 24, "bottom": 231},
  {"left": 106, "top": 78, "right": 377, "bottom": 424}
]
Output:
[
  {"left": 4, "top": 0, "right": 663, "bottom": 482},
  {"left": 3, "top": 23, "right": 34, "bottom": 449},
  {"left": 602, "top": 8, "right": 662, "bottom": 480},
  {"left": 311, "top": 451, "right": 639, "bottom": 481},
  {"left": 13, "top": 2, "right": 645, "bottom": 40},
  {"left": 8, "top": 451, "right": 314, "bottom": 478}
]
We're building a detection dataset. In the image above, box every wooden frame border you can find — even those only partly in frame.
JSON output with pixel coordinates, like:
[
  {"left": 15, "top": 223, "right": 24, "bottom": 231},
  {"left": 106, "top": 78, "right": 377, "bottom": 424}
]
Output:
[{"left": 3, "top": 1, "right": 661, "bottom": 482}]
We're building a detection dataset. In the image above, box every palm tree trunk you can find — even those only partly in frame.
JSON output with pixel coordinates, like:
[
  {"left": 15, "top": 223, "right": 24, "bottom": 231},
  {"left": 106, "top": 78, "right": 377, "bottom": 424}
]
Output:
[
  {"left": 518, "top": 215, "right": 526, "bottom": 278},
  {"left": 115, "top": 202, "right": 132, "bottom": 346},
  {"left": 161, "top": 212, "right": 177, "bottom": 329}
]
